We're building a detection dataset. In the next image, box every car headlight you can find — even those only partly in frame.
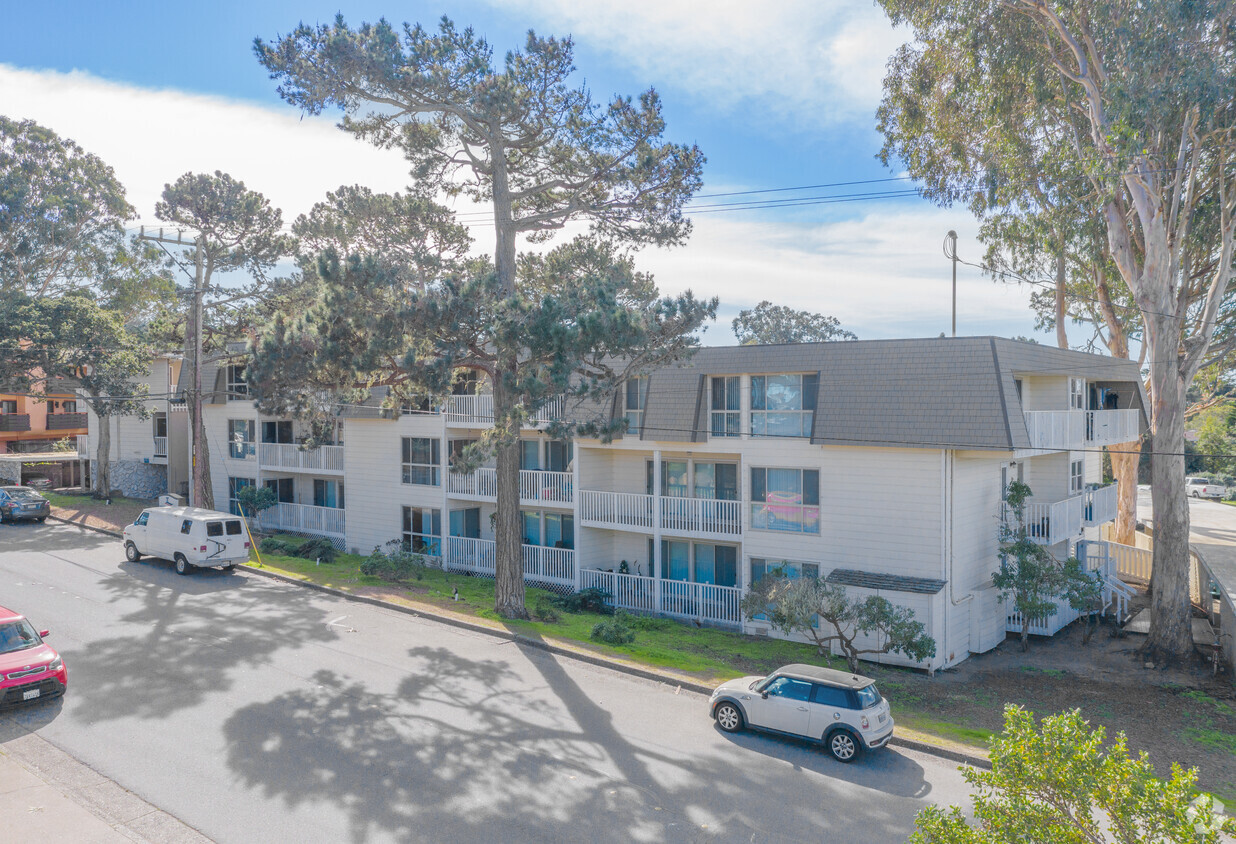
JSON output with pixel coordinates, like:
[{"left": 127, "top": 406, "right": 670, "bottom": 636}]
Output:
[{"left": 48, "top": 656, "right": 63, "bottom": 671}]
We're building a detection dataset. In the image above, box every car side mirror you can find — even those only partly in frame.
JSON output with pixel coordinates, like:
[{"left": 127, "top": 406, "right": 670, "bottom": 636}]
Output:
[
  {"left": 761, "top": 692, "right": 768, "bottom": 699},
  {"left": 39, "top": 630, "right": 50, "bottom": 638}
]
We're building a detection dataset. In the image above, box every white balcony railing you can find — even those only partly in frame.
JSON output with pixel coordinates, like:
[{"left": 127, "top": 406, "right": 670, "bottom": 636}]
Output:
[
  {"left": 444, "top": 394, "right": 563, "bottom": 427},
  {"left": 258, "top": 442, "right": 344, "bottom": 474},
  {"left": 579, "top": 569, "right": 743, "bottom": 627},
  {"left": 447, "top": 468, "right": 573, "bottom": 505},
  {"left": 76, "top": 434, "right": 89, "bottom": 456},
  {"left": 1022, "top": 410, "right": 1140, "bottom": 451},
  {"left": 1083, "top": 483, "right": 1118, "bottom": 526},
  {"left": 580, "top": 490, "right": 741, "bottom": 538},
  {"left": 443, "top": 536, "right": 575, "bottom": 588},
  {"left": 259, "top": 502, "right": 346, "bottom": 537},
  {"left": 153, "top": 436, "right": 168, "bottom": 458}
]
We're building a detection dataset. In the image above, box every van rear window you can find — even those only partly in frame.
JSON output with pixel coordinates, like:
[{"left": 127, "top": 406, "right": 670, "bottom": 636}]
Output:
[
  {"left": 225, "top": 520, "right": 243, "bottom": 535},
  {"left": 206, "top": 522, "right": 224, "bottom": 537},
  {"left": 181, "top": 520, "right": 193, "bottom": 535}
]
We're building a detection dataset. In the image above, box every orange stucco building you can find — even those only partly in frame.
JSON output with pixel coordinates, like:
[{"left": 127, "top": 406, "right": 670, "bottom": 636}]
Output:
[{"left": 0, "top": 389, "right": 88, "bottom": 453}]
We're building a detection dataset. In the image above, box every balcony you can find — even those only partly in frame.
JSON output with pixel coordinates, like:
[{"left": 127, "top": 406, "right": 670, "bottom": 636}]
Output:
[
  {"left": 153, "top": 437, "right": 168, "bottom": 459},
  {"left": 446, "top": 468, "right": 573, "bottom": 506},
  {"left": 76, "top": 434, "right": 89, "bottom": 456},
  {"left": 1022, "top": 409, "right": 1140, "bottom": 451},
  {"left": 1006, "top": 483, "right": 1117, "bottom": 545},
  {"left": 258, "top": 443, "right": 344, "bottom": 474},
  {"left": 444, "top": 536, "right": 575, "bottom": 590},
  {"left": 579, "top": 490, "right": 742, "bottom": 539},
  {"left": 258, "top": 502, "right": 345, "bottom": 539},
  {"left": 45, "top": 412, "right": 88, "bottom": 431},
  {"left": 0, "top": 414, "right": 31, "bottom": 433},
  {"left": 445, "top": 394, "right": 563, "bottom": 427},
  {"left": 579, "top": 569, "right": 743, "bottom": 628}
]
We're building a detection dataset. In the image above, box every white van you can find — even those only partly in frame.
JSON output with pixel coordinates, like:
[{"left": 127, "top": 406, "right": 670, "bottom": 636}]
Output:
[{"left": 122, "top": 507, "right": 252, "bottom": 575}]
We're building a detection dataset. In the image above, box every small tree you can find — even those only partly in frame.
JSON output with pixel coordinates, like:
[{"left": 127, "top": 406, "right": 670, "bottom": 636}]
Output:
[
  {"left": 741, "top": 570, "right": 936, "bottom": 672},
  {"left": 234, "top": 485, "right": 276, "bottom": 521},
  {"left": 995, "top": 481, "right": 1079, "bottom": 651},
  {"left": 911, "top": 705, "right": 1236, "bottom": 843},
  {"left": 1061, "top": 556, "right": 1105, "bottom": 646},
  {"left": 732, "top": 301, "right": 857, "bottom": 345}
]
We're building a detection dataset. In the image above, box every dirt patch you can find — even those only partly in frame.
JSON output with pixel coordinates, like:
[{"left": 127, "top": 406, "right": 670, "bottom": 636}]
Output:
[
  {"left": 876, "top": 620, "right": 1236, "bottom": 800},
  {"left": 47, "top": 492, "right": 152, "bottom": 534}
]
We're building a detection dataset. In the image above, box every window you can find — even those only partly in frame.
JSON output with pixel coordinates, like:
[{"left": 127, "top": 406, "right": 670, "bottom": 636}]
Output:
[
  {"left": 522, "top": 511, "right": 541, "bottom": 545},
  {"left": 662, "top": 461, "right": 688, "bottom": 497},
  {"left": 153, "top": 414, "right": 168, "bottom": 438},
  {"left": 402, "top": 506, "right": 441, "bottom": 556},
  {"left": 544, "top": 512, "right": 574, "bottom": 549},
  {"left": 750, "top": 373, "right": 817, "bottom": 437},
  {"left": 855, "top": 684, "right": 882, "bottom": 709},
  {"left": 519, "top": 440, "right": 540, "bottom": 471},
  {"left": 401, "top": 394, "right": 434, "bottom": 414},
  {"left": 693, "top": 463, "right": 738, "bottom": 501},
  {"left": 225, "top": 520, "right": 243, "bottom": 536},
  {"left": 661, "top": 539, "right": 690, "bottom": 580},
  {"left": 263, "top": 477, "right": 294, "bottom": 503},
  {"left": 451, "top": 370, "right": 481, "bottom": 395},
  {"left": 401, "top": 437, "right": 441, "bottom": 485},
  {"left": 624, "top": 376, "right": 647, "bottom": 436},
  {"left": 448, "top": 439, "right": 476, "bottom": 465},
  {"left": 1070, "top": 459, "right": 1084, "bottom": 495},
  {"left": 180, "top": 519, "right": 193, "bottom": 535},
  {"left": 710, "top": 376, "right": 740, "bottom": 437},
  {"left": 751, "top": 558, "right": 819, "bottom": 585},
  {"left": 812, "top": 684, "right": 851, "bottom": 708},
  {"left": 227, "top": 477, "right": 254, "bottom": 516},
  {"left": 226, "top": 364, "right": 248, "bottom": 401},
  {"left": 450, "top": 507, "right": 481, "bottom": 539},
  {"left": 1069, "top": 377, "right": 1085, "bottom": 410},
  {"left": 750, "top": 467, "right": 820, "bottom": 533},
  {"left": 0, "top": 400, "right": 16, "bottom": 414},
  {"left": 134, "top": 511, "right": 149, "bottom": 526},
  {"left": 764, "top": 677, "right": 812, "bottom": 701},
  {"left": 207, "top": 521, "right": 224, "bottom": 537},
  {"left": 313, "top": 479, "right": 344, "bottom": 509},
  {"left": 227, "top": 419, "right": 255, "bottom": 459},
  {"left": 262, "top": 420, "right": 293, "bottom": 443},
  {"left": 546, "top": 440, "right": 572, "bottom": 473},
  {"left": 61, "top": 400, "right": 77, "bottom": 413},
  {"left": 693, "top": 543, "right": 738, "bottom": 587}
]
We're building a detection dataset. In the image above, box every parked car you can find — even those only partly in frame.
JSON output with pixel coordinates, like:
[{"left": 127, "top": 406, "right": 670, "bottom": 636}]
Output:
[
  {"left": 122, "top": 506, "right": 251, "bottom": 575},
  {"left": 24, "top": 476, "right": 52, "bottom": 490},
  {"left": 1186, "top": 477, "right": 1228, "bottom": 500},
  {"left": 0, "top": 486, "right": 51, "bottom": 523},
  {"left": 0, "top": 605, "right": 67, "bottom": 707},
  {"left": 709, "top": 663, "right": 893, "bottom": 762}
]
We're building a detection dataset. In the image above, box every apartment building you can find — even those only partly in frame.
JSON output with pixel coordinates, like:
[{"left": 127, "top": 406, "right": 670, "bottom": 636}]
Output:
[
  {"left": 182, "top": 337, "right": 1145, "bottom": 671},
  {"left": 0, "top": 383, "right": 87, "bottom": 454},
  {"left": 84, "top": 354, "right": 188, "bottom": 499}
]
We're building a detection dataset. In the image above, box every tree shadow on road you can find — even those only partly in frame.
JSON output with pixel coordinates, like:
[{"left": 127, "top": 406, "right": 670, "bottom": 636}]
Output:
[
  {"left": 64, "top": 563, "right": 337, "bottom": 723},
  {"left": 221, "top": 642, "right": 939, "bottom": 843}
]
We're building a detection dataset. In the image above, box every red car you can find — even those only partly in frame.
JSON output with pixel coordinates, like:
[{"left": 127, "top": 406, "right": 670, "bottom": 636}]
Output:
[{"left": 0, "top": 605, "right": 67, "bottom": 707}]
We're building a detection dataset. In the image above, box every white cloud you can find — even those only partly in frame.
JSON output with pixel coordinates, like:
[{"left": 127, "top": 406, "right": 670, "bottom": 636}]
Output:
[
  {"left": 0, "top": 64, "right": 1040, "bottom": 342},
  {"left": 486, "top": 0, "right": 909, "bottom": 127}
]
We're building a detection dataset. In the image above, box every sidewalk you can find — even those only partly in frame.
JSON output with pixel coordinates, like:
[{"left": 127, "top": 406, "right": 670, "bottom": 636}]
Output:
[{"left": 0, "top": 716, "right": 209, "bottom": 843}]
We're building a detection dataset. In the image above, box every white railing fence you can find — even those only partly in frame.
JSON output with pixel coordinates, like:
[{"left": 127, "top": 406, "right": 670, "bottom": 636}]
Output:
[
  {"left": 153, "top": 436, "right": 168, "bottom": 457},
  {"left": 578, "top": 569, "right": 743, "bottom": 628},
  {"left": 1021, "top": 495, "right": 1086, "bottom": 546},
  {"left": 259, "top": 442, "right": 344, "bottom": 473},
  {"left": 444, "top": 536, "right": 576, "bottom": 594},
  {"left": 1022, "top": 409, "right": 1141, "bottom": 450},
  {"left": 76, "top": 434, "right": 89, "bottom": 456},
  {"left": 1086, "top": 409, "right": 1141, "bottom": 446},
  {"left": 579, "top": 490, "right": 654, "bottom": 529},
  {"left": 445, "top": 394, "right": 563, "bottom": 426},
  {"left": 447, "top": 468, "right": 573, "bottom": 505},
  {"left": 1083, "top": 484, "right": 1118, "bottom": 526},
  {"left": 1106, "top": 541, "right": 1153, "bottom": 584},
  {"left": 258, "top": 502, "right": 347, "bottom": 550},
  {"left": 659, "top": 496, "right": 742, "bottom": 536}
]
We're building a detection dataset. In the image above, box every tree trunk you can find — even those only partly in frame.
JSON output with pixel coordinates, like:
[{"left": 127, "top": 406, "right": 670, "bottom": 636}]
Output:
[
  {"left": 187, "top": 399, "right": 214, "bottom": 509},
  {"left": 94, "top": 413, "right": 111, "bottom": 499},
  {"left": 1055, "top": 249, "right": 1068, "bottom": 349},
  {"left": 1144, "top": 315, "right": 1194, "bottom": 663},
  {"left": 1110, "top": 439, "right": 1141, "bottom": 545},
  {"left": 491, "top": 364, "right": 528, "bottom": 619}
]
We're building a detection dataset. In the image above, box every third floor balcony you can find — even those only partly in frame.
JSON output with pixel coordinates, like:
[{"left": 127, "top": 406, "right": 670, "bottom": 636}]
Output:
[
  {"left": 1022, "top": 409, "right": 1140, "bottom": 451},
  {"left": 579, "top": 490, "right": 743, "bottom": 540},
  {"left": 446, "top": 468, "right": 574, "bottom": 507}
]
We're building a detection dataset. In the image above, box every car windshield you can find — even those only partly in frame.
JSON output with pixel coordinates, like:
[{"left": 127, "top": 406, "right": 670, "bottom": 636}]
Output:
[
  {"left": 855, "top": 684, "right": 882, "bottom": 709},
  {"left": 0, "top": 619, "right": 41, "bottom": 654}
]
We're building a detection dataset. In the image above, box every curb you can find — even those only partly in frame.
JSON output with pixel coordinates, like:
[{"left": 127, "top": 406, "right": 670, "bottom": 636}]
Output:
[
  {"left": 46, "top": 513, "right": 991, "bottom": 770},
  {"left": 46, "top": 514, "right": 125, "bottom": 539}
]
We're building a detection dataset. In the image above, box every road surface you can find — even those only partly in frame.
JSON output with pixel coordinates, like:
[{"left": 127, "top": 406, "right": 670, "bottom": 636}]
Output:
[{"left": 0, "top": 521, "right": 971, "bottom": 843}]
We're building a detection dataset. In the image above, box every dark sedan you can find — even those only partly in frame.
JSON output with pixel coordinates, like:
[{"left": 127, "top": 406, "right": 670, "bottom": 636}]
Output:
[{"left": 0, "top": 487, "right": 51, "bottom": 523}]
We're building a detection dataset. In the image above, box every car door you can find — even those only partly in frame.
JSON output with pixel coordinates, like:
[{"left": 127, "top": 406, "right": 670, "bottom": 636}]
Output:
[
  {"left": 747, "top": 676, "right": 814, "bottom": 736},
  {"left": 129, "top": 511, "right": 150, "bottom": 553},
  {"left": 808, "top": 683, "right": 853, "bottom": 739}
]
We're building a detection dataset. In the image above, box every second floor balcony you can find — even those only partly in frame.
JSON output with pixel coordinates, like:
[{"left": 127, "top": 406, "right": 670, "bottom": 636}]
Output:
[
  {"left": 45, "top": 412, "right": 88, "bottom": 431},
  {"left": 579, "top": 489, "right": 742, "bottom": 540},
  {"left": 447, "top": 468, "right": 573, "bottom": 506},
  {"left": 0, "top": 414, "right": 31, "bottom": 433},
  {"left": 445, "top": 394, "right": 563, "bottom": 428},
  {"left": 1022, "top": 409, "right": 1140, "bottom": 451},
  {"left": 258, "top": 442, "right": 344, "bottom": 474},
  {"left": 1007, "top": 482, "right": 1118, "bottom": 545}
]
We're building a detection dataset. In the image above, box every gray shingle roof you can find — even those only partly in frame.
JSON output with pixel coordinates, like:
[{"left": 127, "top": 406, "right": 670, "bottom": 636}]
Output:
[{"left": 826, "top": 569, "right": 948, "bottom": 595}]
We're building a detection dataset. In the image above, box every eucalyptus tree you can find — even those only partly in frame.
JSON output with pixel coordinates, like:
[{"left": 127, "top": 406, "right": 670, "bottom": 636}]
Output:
[
  {"left": 876, "top": 0, "right": 1236, "bottom": 662},
  {"left": 154, "top": 171, "right": 292, "bottom": 508},
  {"left": 254, "top": 16, "right": 712, "bottom": 617},
  {"left": 731, "top": 301, "right": 856, "bottom": 345}
]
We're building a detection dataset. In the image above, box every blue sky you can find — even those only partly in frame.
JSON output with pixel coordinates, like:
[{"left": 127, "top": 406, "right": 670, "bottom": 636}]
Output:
[{"left": 0, "top": 1, "right": 1046, "bottom": 343}]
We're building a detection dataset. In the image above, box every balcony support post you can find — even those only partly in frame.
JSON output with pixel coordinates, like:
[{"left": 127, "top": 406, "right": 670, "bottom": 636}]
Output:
[{"left": 652, "top": 449, "right": 662, "bottom": 614}]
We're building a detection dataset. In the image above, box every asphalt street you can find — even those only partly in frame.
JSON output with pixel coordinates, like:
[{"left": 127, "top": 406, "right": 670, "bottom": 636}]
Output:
[{"left": 0, "top": 521, "right": 971, "bottom": 843}]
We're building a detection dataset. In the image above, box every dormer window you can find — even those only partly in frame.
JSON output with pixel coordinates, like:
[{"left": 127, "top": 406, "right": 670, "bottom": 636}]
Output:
[
  {"left": 624, "top": 376, "right": 647, "bottom": 436},
  {"left": 750, "top": 374, "right": 817, "bottom": 438},
  {"left": 226, "top": 364, "right": 248, "bottom": 401},
  {"left": 710, "top": 376, "right": 740, "bottom": 437}
]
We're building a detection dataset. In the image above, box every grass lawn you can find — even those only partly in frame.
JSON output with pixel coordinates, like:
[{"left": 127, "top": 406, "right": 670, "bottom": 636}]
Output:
[{"left": 250, "top": 534, "right": 991, "bottom": 754}]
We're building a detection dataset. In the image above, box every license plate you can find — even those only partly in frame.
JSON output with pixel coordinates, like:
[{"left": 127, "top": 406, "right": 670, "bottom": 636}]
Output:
[
  {"left": 22, "top": 689, "right": 39, "bottom": 700},
  {"left": 878, "top": 713, "right": 887, "bottom": 724}
]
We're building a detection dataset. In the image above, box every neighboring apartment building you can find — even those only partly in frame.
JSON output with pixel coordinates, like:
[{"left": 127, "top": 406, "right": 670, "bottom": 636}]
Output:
[
  {"left": 0, "top": 383, "right": 88, "bottom": 454},
  {"left": 84, "top": 354, "right": 189, "bottom": 499},
  {"left": 183, "top": 337, "right": 1146, "bottom": 671}
]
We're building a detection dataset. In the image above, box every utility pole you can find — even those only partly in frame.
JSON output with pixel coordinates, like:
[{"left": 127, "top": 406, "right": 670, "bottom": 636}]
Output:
[
  {"left": 944, "top": 230, "right": 959, "bottom": 337},
  {"left": 139, "top": 227, "right": 207, "bottom": 507}
]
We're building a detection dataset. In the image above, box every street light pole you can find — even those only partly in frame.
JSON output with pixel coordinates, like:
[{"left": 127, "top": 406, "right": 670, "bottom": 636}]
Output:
[{"left": 945, "top": 230, "right": 959, "bottom": 337}]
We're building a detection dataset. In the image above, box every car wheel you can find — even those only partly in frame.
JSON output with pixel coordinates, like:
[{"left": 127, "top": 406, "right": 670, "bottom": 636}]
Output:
[
  {"left": 35, "top": 517, "right": 46, "bottom": 523},
  {"left": 714, "top": 702, "right": 743, "bottom": 733},
  {"left": 826, "top": 729, "right": 861, "bottom": 763},
  {"left": 1192, "top": 491, "right": 1200, "bottom": 498},
  {"left": 174, "top": 554, "right": 192, "bottom": 576},
  {"left": 224, "top": 564, "right": 236, "bottom": 572},
  {"left": 125, "top": 542, "right": 141, "bottom": 562}
]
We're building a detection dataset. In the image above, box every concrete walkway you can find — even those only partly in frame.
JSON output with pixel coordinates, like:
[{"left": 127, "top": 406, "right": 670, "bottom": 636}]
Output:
[{"left": 0, "top": 715, "right": 209, "bottom": 843}]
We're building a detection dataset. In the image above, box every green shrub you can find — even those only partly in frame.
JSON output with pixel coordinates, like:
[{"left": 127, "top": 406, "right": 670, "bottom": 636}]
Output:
[
  {"left": 532, "top": 596, "right": 562, "bottom": 623},
  {"left": 624, "top": 613, "right": 675, "bottom": 632},
  {"left": 297, "top": 537, "right": 338, "bottom": 563},
  {"left": 591, "top": 614, "right": 636, "bottom": 645},
  {"left": 360, "top": 545, "right": 427, "bottom": 581},
  {"left": 259, "top": 537, "right": 297, "bottom": 556},
  {"left": 553, "top": 587, "right": 613, "bottom": 615}
]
